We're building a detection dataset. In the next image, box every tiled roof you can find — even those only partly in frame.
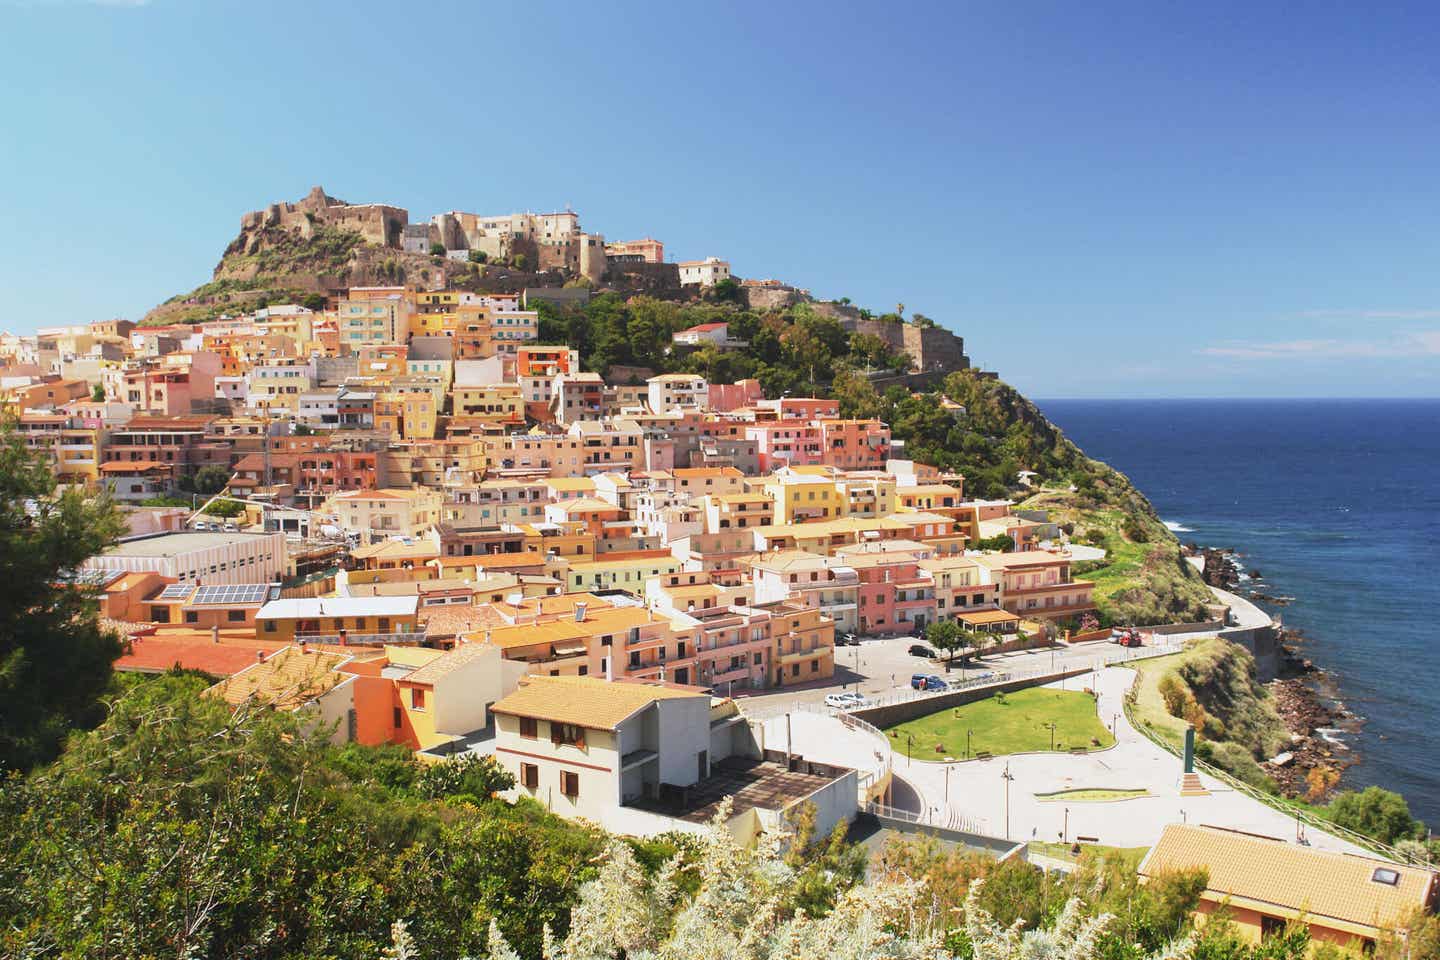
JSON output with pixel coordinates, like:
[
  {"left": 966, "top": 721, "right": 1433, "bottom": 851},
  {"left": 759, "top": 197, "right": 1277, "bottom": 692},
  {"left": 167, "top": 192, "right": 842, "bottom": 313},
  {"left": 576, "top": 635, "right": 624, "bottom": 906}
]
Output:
[
  {"left": 491, "top": 675, "right": 703, "bottom": 730},
  {"left": 403, "top": 641, "right": 495, "bottom": 685},
  {"left": 1139, "top": 824, "right": 1437, "bottom": 935},
  {"left": 205, "top": 646, "right": 352, "bottom": 711},
  {"left": 116, "top": 636, "right": 286, "bottom": 676}
]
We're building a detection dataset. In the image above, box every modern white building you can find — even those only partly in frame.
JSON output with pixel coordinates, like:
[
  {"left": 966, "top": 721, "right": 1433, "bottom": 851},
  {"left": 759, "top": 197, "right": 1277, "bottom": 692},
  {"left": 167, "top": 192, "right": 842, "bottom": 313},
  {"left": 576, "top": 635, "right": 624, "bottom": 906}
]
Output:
[
  {"left": 84, "top": 531, "right": 288, "bottom": 586},
  {"left": 677, "top": 257, "right": 732, "bottom": 287},
  {"left": 490, "top": 675, "right": 857, "bottom": 839},
  {"left": 646, "top": 373, "right": 708, "bottom": 414}
]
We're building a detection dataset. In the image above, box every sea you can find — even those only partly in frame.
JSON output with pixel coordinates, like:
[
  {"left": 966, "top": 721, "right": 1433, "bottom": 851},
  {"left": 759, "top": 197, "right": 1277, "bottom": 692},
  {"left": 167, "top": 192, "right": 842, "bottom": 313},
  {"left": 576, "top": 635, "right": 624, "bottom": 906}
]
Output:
[{"left": 1036, "top": 398, "right": 1440, "bottom": 826}]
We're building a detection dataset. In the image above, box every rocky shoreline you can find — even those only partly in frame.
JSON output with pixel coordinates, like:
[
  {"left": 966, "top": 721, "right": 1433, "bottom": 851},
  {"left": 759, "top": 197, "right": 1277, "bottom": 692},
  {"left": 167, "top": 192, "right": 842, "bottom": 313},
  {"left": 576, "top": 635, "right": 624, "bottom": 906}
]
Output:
[{"left": 1186, "top": 543, "right": 1361, "bottom": 800}]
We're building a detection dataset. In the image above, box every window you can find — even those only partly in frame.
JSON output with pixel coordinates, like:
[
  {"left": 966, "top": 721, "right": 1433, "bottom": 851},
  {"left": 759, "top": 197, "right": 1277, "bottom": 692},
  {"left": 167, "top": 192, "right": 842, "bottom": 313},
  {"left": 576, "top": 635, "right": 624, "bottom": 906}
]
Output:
[
  {"left": 560, "top": 771, "right": 579, "bottom": 798},
  {"left": 519, "top": 717, "right": 537, "bottom": 738},
  {"left": 184, "top": 611, "right": 199, "bottom": 624},
  {"left": 552, "top": 723, "right": 585, "bottom": 747},
  {"left": 227, "top": 609, "right": 246, "bottom": 622},
  {"left": 410, "top": 688, "right": 425, "bottom": 710},
  {"left": 521, "top": 763, "right": 539, "bottom": 789},
  {"left": 393, "top": 707, "right": 403, "bottom": 728},
  {"left": 263, "top": 621, "right": 276, "bottom": 633}
]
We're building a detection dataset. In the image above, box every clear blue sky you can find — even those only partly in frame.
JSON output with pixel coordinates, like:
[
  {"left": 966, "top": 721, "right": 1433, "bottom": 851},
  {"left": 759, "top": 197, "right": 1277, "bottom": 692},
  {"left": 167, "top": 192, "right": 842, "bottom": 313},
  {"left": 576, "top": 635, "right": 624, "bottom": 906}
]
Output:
[{"left": 3, "top": 0, "right": 1439, "bottom": 398}]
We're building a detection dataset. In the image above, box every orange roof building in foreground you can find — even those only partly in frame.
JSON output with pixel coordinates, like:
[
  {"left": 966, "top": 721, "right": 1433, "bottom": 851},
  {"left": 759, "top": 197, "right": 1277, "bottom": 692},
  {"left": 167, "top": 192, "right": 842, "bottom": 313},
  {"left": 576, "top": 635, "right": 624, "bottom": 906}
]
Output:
[{"left": 1139, "top": 824, "right": 1438, "bottom": 951}]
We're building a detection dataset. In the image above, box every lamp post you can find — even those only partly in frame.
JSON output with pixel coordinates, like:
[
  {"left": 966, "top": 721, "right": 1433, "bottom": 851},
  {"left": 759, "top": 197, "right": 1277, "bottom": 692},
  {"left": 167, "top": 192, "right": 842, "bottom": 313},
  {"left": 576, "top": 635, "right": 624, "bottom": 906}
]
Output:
[
  {"left": 906, "top": 732, "right": 913, "bottom": 768},
  {"left": 1044, "top": 721, "right": 1057, "bottom": 751},
  {"left": 1063, "top": 806, "right": 1069, "bottom": 844},
  {"left": 966, "top": 729, "right": 973, "bottom": 760},
  {"left": 1002, "top": 763, "right": 1014, "bottom": 840},
  {"left": 944, "top": 763, "right": 951, "bottom": 803}
]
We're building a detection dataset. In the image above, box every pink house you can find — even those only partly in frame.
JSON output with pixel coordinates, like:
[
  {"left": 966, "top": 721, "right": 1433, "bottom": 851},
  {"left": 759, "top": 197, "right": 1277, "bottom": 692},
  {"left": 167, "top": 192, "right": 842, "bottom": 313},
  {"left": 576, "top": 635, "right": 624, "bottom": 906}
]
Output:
[
  {"left": 766, "top": 397, "right": 839, "bottom": 421},
  {"left": 817, "top": 418, "right": 891, "bottom": 470},
  {"left": 845, "top": 552, "right": 935, "bottom": 637},
  {"left": 746, "top": 422, "right": 823, "bottom": 472},
  {"left": 119, "top": 351, "right": 221, "bottom": 417},
  {"left": 707, "top": 377, "right": 763, "bottom": 412}
]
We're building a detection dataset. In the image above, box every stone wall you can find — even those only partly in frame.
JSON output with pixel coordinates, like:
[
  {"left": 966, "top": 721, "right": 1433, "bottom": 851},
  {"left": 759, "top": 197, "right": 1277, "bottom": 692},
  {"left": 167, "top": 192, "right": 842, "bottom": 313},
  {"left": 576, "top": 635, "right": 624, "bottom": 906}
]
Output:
[{"left": 238, "top": 185, "right": 408, "bottom": 249}]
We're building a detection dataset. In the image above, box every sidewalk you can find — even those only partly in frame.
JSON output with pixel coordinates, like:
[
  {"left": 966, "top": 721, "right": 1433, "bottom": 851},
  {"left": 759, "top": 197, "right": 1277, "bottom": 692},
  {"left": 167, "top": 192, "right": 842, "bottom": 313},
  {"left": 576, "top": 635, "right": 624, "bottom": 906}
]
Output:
[{"left": 894, "top": 667, "right": 1369, "bottom": 855}]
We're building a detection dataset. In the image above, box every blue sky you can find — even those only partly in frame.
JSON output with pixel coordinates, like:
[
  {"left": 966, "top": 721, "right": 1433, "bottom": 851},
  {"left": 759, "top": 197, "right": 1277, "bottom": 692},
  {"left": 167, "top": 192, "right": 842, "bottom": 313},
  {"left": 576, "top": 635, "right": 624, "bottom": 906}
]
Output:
[{"left": 3, "top": 1, "right": 1439, "bottom": 398}]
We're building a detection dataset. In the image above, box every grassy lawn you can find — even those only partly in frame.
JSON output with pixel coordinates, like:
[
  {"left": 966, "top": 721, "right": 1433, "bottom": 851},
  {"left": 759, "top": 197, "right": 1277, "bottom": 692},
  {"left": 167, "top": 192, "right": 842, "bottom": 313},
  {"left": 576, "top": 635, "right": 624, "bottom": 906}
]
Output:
[
  {"left": 1028, "top": 841, "right": 1150, "bottom": 867},
  {"left": 1035, "top": 787, "right": 1148, "bottom": 802},
  {"left": 884, "top": 688, "right": 1115, "bottom": 761}
]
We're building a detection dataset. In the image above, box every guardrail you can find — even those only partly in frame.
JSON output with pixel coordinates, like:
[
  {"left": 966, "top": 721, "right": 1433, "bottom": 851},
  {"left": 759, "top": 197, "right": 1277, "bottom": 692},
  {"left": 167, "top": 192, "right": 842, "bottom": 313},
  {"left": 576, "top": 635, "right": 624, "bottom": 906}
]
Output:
[
  {"left": 865, "top": 799, "right": 988, "bottom": 837},
  {"left": 1119, "top": 675, "right": 1419, "bottom": 865}
]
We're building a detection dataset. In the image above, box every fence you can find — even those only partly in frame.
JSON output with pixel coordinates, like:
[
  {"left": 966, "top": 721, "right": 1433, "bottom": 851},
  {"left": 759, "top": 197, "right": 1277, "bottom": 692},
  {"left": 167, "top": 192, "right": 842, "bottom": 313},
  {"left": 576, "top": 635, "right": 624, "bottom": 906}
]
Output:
[
  {"left": 836, "top": 711, "right": 893, "bottom": 798},
  {"left": 864, "top": 799, "right": 989, "bottom": 838},
  {"left": 1119, "top": 676, "right": 1419, "bottom": 865}
]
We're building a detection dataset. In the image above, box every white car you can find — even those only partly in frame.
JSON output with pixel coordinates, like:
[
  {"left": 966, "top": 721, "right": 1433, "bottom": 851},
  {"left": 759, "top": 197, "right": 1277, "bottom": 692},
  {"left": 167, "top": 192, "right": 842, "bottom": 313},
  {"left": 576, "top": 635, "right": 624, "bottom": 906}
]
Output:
[{"left": 824, "top": 692, "right": 871, "bottom": 710}]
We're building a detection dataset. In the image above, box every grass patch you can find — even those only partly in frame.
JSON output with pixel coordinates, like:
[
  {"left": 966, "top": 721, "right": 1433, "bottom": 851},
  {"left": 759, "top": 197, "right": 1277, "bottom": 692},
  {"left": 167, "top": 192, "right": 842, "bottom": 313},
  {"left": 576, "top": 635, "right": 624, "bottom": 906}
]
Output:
[
  {"left": 884, "top": 688, "right": 1114, "bottom": 760},
  {"left": 1034, "top": 788, "right": 1148, "bottom": 802}
]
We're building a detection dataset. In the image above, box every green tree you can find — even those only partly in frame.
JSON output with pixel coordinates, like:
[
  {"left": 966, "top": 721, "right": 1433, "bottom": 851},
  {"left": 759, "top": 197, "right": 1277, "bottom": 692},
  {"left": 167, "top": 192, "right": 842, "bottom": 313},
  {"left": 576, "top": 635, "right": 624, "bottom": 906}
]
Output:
[
  {"left": 301, "top": 292, "right": 326, "bottom": 311},
  {"left": 430, "top": 242, "right": 446, "bottom": 257},
  {"left": 831, "top": 368, "right": 882, "bottom": 419},
  {"left": 192, "top": 463, "right": 231, "bottom": 495},
  {"left": 708, "top": 277, "right": 742, "bottom": 303},
  {"left": 0, "top": 422, "right": 126, "bottom": 770},
  {"left": 512, "top": 253, "right": 529, "bottom": 270},
  {"left": 90, "top": 382, "right": 105, "bottom": 401},
  {"left": 1327, "top": 787, "right": 1423, "bottom": 844},
  {"left": 925, "top": 619, "right": 964, "bottom": 664},
  {"left": 973, "top": 534, "right": 1016, "bottom": 552},
  {"left": 468, "top": 249, "right": 488, "bottom": 264}
]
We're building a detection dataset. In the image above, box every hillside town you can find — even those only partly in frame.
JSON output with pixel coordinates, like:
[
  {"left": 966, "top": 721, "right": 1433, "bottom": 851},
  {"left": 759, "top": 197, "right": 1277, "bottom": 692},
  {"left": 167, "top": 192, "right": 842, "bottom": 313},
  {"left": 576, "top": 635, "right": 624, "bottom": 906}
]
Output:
[{"left": 4, "top": 211, "right": 1437, "bottom": 955}]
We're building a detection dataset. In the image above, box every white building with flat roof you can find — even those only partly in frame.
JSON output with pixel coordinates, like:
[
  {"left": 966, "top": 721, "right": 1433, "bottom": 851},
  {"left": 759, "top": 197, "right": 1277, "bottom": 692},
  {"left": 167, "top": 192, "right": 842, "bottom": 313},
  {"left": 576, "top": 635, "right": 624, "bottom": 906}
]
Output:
[{"left": 84, "top": 531, "right": 287, "bottom": 585}]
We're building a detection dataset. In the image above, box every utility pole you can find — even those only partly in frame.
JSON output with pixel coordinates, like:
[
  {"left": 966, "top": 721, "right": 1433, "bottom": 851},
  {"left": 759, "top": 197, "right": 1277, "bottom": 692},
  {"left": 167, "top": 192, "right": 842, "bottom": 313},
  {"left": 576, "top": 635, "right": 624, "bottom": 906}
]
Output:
[{"left": 1002, "top": 763, "right": 1014, "bottom": 841}]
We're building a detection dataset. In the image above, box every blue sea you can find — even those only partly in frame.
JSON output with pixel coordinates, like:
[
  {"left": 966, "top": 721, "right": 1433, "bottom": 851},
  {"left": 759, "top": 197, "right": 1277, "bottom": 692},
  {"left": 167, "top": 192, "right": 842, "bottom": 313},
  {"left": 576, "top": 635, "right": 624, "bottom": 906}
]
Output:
[{"left": 1037, "top": 398, "right": 1440, "bottom": 825}]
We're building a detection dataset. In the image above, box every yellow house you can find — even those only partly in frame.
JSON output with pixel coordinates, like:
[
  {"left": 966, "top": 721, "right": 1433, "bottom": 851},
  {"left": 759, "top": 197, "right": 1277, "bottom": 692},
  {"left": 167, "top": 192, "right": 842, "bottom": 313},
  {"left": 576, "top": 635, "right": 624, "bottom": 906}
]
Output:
[
  {"left": 561, "top": 551, "right": 682, "bottom": 594},
  {"left": 1139, "top": 824, "right": 1438, "bottom": 953},
  {"left": 255, "top": 595, "right": 421, "bottom": 643},
  {"left": 451, "top": 383, "right": 525, "bottom": 426},
  {"left": 765, "top": 473, "right": 846, "bottom": 524}
]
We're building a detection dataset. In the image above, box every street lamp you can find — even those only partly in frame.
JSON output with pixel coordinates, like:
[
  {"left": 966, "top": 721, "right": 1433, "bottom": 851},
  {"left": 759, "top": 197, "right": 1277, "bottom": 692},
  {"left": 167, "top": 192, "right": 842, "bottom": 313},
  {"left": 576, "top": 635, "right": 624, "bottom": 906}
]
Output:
[
  {"left": 1044, "top": 721, "right": 1057, "bottom": 751},
  {"left": 906, "top": 732, "right": 914, "bottom": 768},
  {"left": 1063, "top": 806, "right": 1069, "bottom": 844},
  {"left": 966, "top": 729, "right": 973, "bottom": 760},
  {"left": 1001, "top": 763, "right": 1014, "bottom": 840},
  {"left": 944, "top": 763, "right": 951, "bottom": 803}
]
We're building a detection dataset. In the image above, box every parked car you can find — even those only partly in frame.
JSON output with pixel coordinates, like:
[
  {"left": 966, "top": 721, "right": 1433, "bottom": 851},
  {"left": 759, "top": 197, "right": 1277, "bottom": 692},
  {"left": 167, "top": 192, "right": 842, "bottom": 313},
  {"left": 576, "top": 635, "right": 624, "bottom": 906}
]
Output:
[
  {"left": 908, "top": 643, "right": 936, "bottom": 658},
  {"left": 824, "top": 692, "right": 871, "bottom": 709},
  {"left": 222, "top": 522, "right": 239, "bottom": 532},
  {"left": 1110, "top": 628, "right": 1144, "bottom": 647},
  {"left": 910, "top": 673, "right": 947, "bottom": 691},
  {"left": 191, "top": 521, "right": 210, "bottom": 531},
  {"left": 836, "top": 632, "right": 859, "bottom": 646}
]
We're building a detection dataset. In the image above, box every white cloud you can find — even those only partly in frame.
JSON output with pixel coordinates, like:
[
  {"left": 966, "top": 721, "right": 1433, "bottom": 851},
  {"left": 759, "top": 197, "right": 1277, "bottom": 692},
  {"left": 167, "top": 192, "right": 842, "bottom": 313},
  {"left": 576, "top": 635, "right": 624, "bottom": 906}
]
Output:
[{"left": 1199, "top": 331, "right": 1440, "bottom": 360}]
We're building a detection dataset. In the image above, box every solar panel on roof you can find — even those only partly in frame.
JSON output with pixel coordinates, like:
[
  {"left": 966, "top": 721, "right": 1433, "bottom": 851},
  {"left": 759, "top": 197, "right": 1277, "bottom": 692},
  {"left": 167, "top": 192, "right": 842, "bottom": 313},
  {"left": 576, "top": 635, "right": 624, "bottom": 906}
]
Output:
[
  {"left": 157, "top": 584, "right": 193, "bottom": 600},
  {"left": 192, "top": 584, "right": 269, "bottom": 605}
]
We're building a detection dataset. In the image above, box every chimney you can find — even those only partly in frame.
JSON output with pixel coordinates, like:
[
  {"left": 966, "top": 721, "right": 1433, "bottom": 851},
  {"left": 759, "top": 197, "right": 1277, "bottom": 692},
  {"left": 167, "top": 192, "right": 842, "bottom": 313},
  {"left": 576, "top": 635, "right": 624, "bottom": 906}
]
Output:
[{"left": 574, "top": 601, "right": 586, "bottom": 622}]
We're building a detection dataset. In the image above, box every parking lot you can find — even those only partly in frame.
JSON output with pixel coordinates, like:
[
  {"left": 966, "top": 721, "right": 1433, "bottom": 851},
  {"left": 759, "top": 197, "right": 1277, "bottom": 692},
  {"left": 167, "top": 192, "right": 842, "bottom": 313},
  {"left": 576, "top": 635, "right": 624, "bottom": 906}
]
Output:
[
  {"left": 739, "top": 633, "right": 997, "bottom": 714},
  {"left": 736, "top": 633, "right": 1140, "bottom": 716}
]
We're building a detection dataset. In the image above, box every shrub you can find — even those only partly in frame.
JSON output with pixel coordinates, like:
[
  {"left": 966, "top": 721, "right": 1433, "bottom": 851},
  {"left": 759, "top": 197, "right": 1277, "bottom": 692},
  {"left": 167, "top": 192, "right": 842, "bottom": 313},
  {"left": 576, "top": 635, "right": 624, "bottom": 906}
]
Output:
[{"left": 429, "top": 242, "right": 446, "bottom": 257}]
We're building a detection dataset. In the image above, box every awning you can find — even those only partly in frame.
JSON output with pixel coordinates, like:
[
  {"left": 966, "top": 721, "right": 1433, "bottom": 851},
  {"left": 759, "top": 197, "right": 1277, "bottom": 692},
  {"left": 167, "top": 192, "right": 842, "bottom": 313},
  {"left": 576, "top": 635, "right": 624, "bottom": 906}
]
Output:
[
  {"left": 959, "top": 609, "right": 1020, "bottom": 626},
  {"left": 552, "top": 643, "right": 587, "bottom": 657}
]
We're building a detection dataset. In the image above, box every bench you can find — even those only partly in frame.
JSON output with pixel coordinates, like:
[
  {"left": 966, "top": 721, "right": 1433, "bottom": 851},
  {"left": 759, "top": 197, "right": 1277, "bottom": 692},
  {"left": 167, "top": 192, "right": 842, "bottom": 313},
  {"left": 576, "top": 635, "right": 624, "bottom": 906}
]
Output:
[
  {"left": 974, "top": 751, "right": 993, "bottom": 761},
  {"left": 1076, "top": 835, "right": 1100, "bottom": 844}
]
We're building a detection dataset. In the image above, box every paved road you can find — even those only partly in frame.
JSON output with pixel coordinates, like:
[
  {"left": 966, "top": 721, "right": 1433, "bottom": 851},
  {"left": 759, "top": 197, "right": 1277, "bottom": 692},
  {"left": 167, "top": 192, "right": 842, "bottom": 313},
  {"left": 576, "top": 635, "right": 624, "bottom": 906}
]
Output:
[
  {"left": 734, "top": 634, "right": 1143, "bottom": 715},
  {"left": 894, "top": 666, "right": 1370, "bottom": 855}
]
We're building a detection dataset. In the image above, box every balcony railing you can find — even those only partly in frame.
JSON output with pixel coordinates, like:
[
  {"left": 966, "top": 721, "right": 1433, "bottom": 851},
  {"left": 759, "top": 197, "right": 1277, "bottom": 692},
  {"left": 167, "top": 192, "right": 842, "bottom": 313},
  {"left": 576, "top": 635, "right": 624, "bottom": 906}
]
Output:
[{"left": 295, "top": 631, "right": 427, "bottom": 647}]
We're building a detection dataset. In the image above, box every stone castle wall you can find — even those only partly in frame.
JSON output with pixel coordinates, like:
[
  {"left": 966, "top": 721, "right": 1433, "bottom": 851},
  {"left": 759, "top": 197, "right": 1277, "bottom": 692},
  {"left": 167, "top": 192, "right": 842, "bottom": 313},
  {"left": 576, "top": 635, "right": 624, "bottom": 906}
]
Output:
[{"left": 239, "top": 186, "right": 409, "bottom": 248}]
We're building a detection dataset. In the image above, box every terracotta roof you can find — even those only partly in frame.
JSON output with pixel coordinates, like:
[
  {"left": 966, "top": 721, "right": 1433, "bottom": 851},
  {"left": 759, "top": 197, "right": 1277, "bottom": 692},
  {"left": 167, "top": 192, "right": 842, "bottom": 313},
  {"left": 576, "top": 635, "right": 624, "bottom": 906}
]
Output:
[
  {"left": 491, "top": 675, "right": 703, "bottom": 730},
  {"left": 115, "top": 636, "right": 286, "bottom": 676},
  {"left": 205, "top": 645, "right": 351, "bottom": 711},
  {"left": 403, "top": 641, "right": 495, "bottom": 685},
  {"left": 1139, "top": 824, "right": 1437, "bottom": 936}
]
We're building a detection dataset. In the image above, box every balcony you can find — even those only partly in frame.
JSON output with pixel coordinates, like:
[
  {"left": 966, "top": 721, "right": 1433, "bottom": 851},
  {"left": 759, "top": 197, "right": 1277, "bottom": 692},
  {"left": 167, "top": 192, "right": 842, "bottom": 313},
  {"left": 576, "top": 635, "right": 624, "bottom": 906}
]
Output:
[
  {"left": 295, "top": 631, "right": 427, "bottom": 647},
  {"left": 778, "top": 643, "right": 832, "bottom": 664}
]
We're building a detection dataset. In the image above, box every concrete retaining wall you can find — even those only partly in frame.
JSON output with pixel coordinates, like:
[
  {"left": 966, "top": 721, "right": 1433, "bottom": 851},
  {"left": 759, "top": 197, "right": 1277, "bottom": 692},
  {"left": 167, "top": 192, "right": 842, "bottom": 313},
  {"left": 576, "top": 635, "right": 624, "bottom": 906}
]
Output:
[
  {"left": 858, "top": 810, "right": 1024, "bottom": 859},
  {"left": 850, "top": 666, "right": 1094, "bottom": 729}
]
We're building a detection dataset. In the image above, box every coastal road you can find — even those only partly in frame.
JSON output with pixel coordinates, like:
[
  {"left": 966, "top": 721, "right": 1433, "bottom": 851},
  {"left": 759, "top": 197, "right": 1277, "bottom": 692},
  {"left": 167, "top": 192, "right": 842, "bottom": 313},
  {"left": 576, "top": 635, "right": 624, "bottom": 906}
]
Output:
[{"left": 895, "top": 666, "right": 1371, "bottom": 855}]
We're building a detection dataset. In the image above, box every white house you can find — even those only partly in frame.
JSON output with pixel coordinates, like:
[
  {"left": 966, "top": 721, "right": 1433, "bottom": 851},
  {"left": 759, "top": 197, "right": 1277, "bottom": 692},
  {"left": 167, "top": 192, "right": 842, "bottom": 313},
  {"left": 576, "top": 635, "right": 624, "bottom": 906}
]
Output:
[{"left": 677, "top": 257, "right": 732, "bottom": 287}]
